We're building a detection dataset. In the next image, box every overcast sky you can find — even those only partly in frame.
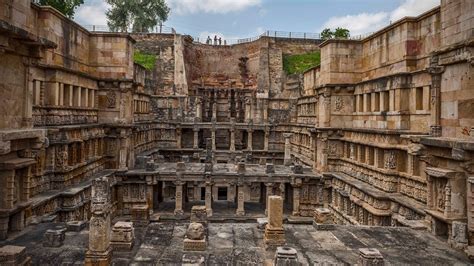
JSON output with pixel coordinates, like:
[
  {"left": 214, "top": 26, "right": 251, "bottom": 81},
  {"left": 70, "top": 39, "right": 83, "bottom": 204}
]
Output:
[{"left": 74, "top": 0, "right": 440, "bottom": 41}]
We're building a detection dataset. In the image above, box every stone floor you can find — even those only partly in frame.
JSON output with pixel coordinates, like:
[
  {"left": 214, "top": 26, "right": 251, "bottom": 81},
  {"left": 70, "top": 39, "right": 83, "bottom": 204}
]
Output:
[{"left": 0, "top": 221, "right": 471, "bottom": 265}]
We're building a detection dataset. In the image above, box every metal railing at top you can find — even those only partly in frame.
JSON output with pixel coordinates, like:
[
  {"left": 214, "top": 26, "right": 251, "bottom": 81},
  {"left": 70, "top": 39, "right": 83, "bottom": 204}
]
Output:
[
  {"left": 193, "top": 30, "right": 374, "bottom": 46},
  {"left": 82, "top": 25, "right": 176, "bottom": 34}
]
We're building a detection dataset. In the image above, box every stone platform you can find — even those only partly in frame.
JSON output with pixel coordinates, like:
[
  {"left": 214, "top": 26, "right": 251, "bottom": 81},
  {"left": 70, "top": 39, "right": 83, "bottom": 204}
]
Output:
[{"left": 0, "top": 222, "right": 471, "bottom": 265}]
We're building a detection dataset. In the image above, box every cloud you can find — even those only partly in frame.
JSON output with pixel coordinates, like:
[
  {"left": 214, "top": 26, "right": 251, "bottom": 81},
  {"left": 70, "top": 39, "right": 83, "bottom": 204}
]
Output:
[
  {"left": 75, "top": 0, "right": 109, "bottom": 26},
  {"left": 390, "top": 0, "right": 440, "bottom": 21},
  {"left": 166, "top": 0, "right": 261, "bottom": 15},
  {"left": 320, "top": 0, "right": 440, "bottom": 36},
  {"left": 321, "top": 12, "right": 389, "bottom": 36}
]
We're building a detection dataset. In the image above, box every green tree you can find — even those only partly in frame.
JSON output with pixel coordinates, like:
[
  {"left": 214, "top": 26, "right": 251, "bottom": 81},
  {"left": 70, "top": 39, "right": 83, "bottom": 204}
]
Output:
[
  {"left": 334, "top": 27, "right": 350, "bottom": 39},
  {"left": 320, "top": 28, "right": 334, "bottom": 40},
  {"left": 106, "top": 0, "right": 170, "bottom": 33},
  {"left": 38, "top": 0, "right": 84, "bottom": 18}
]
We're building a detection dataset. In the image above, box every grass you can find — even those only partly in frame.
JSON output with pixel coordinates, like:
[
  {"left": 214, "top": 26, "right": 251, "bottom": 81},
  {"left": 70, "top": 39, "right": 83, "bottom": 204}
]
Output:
[
  {"left": 134, "top": 50, "right": 156, "bottom": 70},
  {"left": 283, "top": 51, "right": 321, "bottom": 75}
]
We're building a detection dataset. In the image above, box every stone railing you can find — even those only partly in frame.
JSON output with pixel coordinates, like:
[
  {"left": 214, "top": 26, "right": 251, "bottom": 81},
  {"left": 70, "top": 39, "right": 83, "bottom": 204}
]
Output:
[{"left": 33, "top": 106, "right": 98, "bottom": 126}]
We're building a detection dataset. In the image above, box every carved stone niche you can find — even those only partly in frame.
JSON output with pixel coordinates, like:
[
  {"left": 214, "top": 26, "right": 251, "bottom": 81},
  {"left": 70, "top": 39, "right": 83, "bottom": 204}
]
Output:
[{"left": 425, "top": 167, "right": 466, "bottom": 219}]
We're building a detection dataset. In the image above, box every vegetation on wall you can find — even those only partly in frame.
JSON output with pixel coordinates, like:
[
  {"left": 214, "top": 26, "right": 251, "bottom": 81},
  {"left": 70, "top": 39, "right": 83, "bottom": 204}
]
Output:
[
  {"left": 106, "top": 0, "right": 170, "bottom": 32},
  {"left": 321, "top": 27, "right": 351, "bottom": 40},
  {"left": 37, "top": 0, "right": 84, "bottom": 18},
  {"left": 134, "top": 51, "right": 156, "bottom": 70},
  {"left": 283, "top": 51, "right": 321, "bottom": 75}
]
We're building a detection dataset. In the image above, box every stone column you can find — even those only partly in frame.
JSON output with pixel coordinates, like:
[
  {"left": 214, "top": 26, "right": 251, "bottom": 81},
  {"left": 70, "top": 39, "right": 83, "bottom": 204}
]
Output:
[
  {"left": 174, "top": 181, "right": 184, "bottom": 216},
  {"left": 264, "top": 195, "right": 285, "bottom": 247},
  {"left": 212, "top": 101, "right": 217, "bottom": 121},
  {"left": 211, "top": 128, "right": 216, "bottom": 151},
  {"left": 283, "top": 133, "right": 292, "bottom": 166},
  {"left": 245, "top": 97, "right": 251, "bottom": 122},
  {"left": 193, "top": 128, "right": 199, "bottom": 149},
  {"left": 264, "top": 130, "right": 269, "bottom": 151},
  {"left": 292, "top": 185, "right": 301, "bottom": 216},
  {"left": 428, "top": 62, "right": 444, "bottom": 137},
  {"left": 230, "top": 128, "right": 236, "bottom": 151},
  {"left": 265, "top": 183, "right": 273, "bottom": 215},
  {"left": 176, "top": 127, "right": 182, "bottom": 149},
  {"left": 85, "top": 177, "right": 112, "bottom": 266},
  {"left": 236, "top": 183, "right": 245, "bottom": 216},
  {"left": 247, "top": 130, "right": 253, "bottom": 151},
  {"left": 196, "top": 97, "right": 202, "bottom": 120},
  {"left": 205, "top": 182, "right": 213, "bottom": 216}
]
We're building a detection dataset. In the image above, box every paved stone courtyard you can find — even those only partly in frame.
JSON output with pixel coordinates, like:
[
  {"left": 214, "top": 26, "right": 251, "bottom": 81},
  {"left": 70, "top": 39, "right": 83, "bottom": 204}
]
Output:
[{"left": 1, "top": 221, "right": 470, "bottom": 265}]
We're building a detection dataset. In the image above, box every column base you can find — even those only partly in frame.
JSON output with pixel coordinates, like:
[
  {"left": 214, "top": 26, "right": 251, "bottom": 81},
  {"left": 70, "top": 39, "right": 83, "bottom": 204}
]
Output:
[
  {"left": 236, "top": 210, "right": 245, "bottom": 216},
  {"left": 174, "top": 209, "right": 184, "bottom": 216},
  {"left": 264, "top": 225, "right": 286, "bottom": 248},
  {"left": 84, "top": 247, "right": 112, "bottom": 266},
  {"left": 184, "top": 238, "right": 207, "bottom": 251},
  {"left": 206, "top": 209, "right": 213, "bottom": 217}
]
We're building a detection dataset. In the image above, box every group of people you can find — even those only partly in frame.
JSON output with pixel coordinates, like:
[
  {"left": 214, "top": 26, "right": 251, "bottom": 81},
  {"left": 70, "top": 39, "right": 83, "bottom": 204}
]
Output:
[{"left": 206, "top": 35, "right": 227, "bottom": 45}]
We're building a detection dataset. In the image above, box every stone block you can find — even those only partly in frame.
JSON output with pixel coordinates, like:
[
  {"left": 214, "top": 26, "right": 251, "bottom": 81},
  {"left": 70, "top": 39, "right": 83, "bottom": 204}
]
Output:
[
  {"left": 237, "top": 162, "right": 246, "bottom": 174},
  {"left": 268, "top": 196, "right": 283, "bottom": 228},
  {"left": 43, "top": 226, "right": 66, "bottom": 247},
  {"left": 66, "top": 220, "right": 87, "bottom": 232},
  {"left": 0, "top": 245, "right": 31, "bottom": 266},
  {"left": 264, "top": 226, "right": 286, "bottom": 247},
  {"left": 177, "top": 161, "right": 186, "bottom": 172},
  {"left": 183, "top": 238, "right": 207, "bottom": 251},
  {"left": 111, "top": 221, "right": 134, "bottom": 251},
  {"left": 131, "top": 205, "right": 149, "bottom": 224},
  {"left": 450, "top": 221, "right": 468, "bottom": 249},
  {"left": 313, "top": 208, "right": 333, "bottom": 225},
  {"left": 358, "top": 248, "right": 384, "bottom": 266},
  {"left": 274, "top": 246, "right": 299, "bottom": 266}
]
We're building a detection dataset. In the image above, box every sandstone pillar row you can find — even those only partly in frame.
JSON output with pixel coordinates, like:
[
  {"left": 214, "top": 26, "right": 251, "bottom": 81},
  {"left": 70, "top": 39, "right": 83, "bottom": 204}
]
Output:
[{"left": 283, "top": 133, "right": 292, "bottom": 165}]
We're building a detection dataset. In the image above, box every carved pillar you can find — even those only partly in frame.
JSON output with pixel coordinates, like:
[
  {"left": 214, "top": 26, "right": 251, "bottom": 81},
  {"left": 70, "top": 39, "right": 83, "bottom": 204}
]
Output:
[
  {"left": 146, "top": 177, "right": 154, "bottom": 215},
  {"left": 230, "top": 128, "right": 236, "bottom": 151},
  {"left": 85, "top": 177, "right": 112, "bottom": 265},
  {"left": 176, "top": 127, "right": 182, "bottom": 149},
  {"left": 236, "top": 183, "right": 245, "bottom": 216},
  {"left": 265, "top": 183, "right": 273, "bottom": 215},
  {"left": 245, "top": 97, "right": 251, "bottom": 122},
  {"left": 247, "top": 129, "right": 253, "bottom": 151},
  {"left": 264, "top": 130, "right": 269, "bottom": 151},
  {"left": 205, "top": 182, "right": 213, "bottom": 216},
  {"left": 174, "top": 181, "right": 184, "bottom": 216},
  {"left": 196, "top": 97, "right": 202, "bottom": 120},
  {"left": 428, "top": 59, "right": 444, "bottom": 137},
  {"left": 283, "top": 133, "right": 292, "bottom": 166},
  {"left": 193, "top": 128, "right": 199, "bottom": 149},
  {"left": 211, "top": 127, "right": 216, "bottom": 151},
  {"left": 212, "top": 99, "right": 217, "bottom": 121},
  {"left": 292, "top": 184, "right": 301, "bottom": 216}
]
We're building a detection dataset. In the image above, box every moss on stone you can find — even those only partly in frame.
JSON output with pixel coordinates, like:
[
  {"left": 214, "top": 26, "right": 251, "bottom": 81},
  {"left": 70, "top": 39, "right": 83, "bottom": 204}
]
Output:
[
  {"left": 283, "top": 51, "right": 320, "bottom": 75},
  {"left": 134, "top": 51, "right": 156, "bottom": 70}
]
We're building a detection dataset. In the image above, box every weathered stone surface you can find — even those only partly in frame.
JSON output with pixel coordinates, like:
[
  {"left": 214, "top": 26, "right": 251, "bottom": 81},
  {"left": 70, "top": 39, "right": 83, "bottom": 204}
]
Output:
[
  {"left": 274, "top": 246, "right": 299, "bottom": 266},
  {"left": 0, "top": 245, "right": 31, "bottom": 266}
]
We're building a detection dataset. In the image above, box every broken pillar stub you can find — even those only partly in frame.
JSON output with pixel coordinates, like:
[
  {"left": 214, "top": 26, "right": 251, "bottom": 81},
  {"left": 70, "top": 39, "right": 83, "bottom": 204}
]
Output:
[
  {"left": 110, "top": 221, "right": 134, "bottom": 251},
  {"left": 274, "top": 246, "right": 299, "bottom": 266},
  {"left": 184, "top": 222, "right": 207, "bottom": 251},
  {"left": 43, "top": 226, "right": 66, "bottom": 247},
  {"left": 0, "top": 245, "right": 31, "bottom": 266},
  {"left": 264, "top": 196, "right": 285, "bottom": 247},
  {"left": 191, "top": 206, "right": 208, "bottom": 225},
  {"left": 66, "top": 220, "right": 87, "bottom": 232},
  {"left": 313, "top": 208, "right": 334, "bottom": 230},
  {"left": 358, "top": 248, "right": 384, "bottom": 266}
]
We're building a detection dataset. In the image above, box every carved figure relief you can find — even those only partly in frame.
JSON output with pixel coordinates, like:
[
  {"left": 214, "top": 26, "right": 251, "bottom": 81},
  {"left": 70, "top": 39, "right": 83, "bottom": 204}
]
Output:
[
  {"left": 106, "top": 91, "right": 116, "bottom": 108},
  {"left": 334, "top": 97, "right": 344, "bottom": 112},
  {"left": 384, "top": 151, "right": 397, "bottom": 169}
]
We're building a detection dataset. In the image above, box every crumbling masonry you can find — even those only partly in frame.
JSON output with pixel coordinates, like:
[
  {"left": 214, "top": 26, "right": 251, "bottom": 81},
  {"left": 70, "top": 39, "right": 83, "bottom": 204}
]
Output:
[{"left": 0, "top": 0, "right": 473, "bottom": 259}]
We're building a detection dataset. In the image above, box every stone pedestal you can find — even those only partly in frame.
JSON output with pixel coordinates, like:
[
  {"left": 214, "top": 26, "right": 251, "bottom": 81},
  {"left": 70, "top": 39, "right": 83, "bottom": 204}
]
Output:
[
  {"left": 274, "top": 247, "right": 299, "bottom": 266},
  {"left": 43, "top": 227, "right": 66, "bottom": 247},
  {"left": 183, "top": 238, "right": 207, "bottom": 251},
  {"left": 111, "top": 221, "right": 134, "bottom": 251},
  {"left": 85, "top": 247, "right": 113, "bottom": 266},
  {"left": 264, "top": 196, "right": 286, "bottom": 247},
  {"left": 184, "top": 222, "right": 207, "bottom": 251},
  {"left": 131, "top": 204, "right": 150, "bottom": 223},
  {"left": 358, "top": 248, "right": 384, "bottom": 266},
  {"left": 0, "top": 245, "right": 31, "bottom": 266},
  {"left": 313, "top": 208, "right": 334, "bottom": 230},
  {"left": 66, "top": 220, "right": 87, "bottom": 232}
]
